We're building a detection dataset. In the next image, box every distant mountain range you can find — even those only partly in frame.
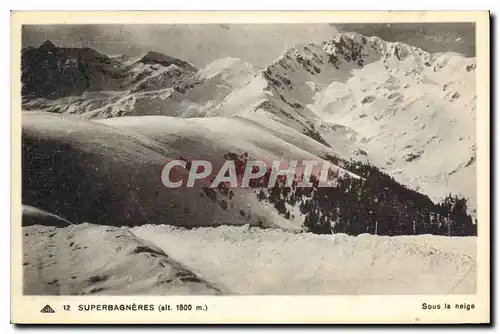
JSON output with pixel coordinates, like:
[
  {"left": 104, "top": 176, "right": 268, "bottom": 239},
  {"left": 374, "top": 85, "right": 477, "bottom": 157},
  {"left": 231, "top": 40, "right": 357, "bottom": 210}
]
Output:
[
  {"left": 22, "top": 34, "right": 476, "bottom": 209},
  {"left": 21, "top": 41, "right": 197, "bottom": 99}
]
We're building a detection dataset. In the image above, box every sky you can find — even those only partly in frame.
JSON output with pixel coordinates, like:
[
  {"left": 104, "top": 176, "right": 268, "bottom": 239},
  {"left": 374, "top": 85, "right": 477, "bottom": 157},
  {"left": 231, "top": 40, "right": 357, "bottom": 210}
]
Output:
[{"left": 22, "top": 23, "right": 475, "bottom": 69}]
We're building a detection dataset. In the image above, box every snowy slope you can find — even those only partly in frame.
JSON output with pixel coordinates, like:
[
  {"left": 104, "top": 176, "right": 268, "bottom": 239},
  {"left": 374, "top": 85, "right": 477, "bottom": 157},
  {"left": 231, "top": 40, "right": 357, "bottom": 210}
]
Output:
[
  {"left": 23, "top": 112, "right": 257, "bottom": 229},
  {"left": 23, "top": 112, "right": 354, "bottom": 231},
  {"left": 209, "top": 33, "right": 386, "bottom": 133},
  {"left": 207, "top": 32, "right": 476, "bottom": 204},
  {"left": 23, "top": 222, "right": 476, "bottom": 295},
  {"left": 23, "top": 223, "right": 223, "bottom": 295},
  {"left": 132, "top": 224, "right": 476, "bottom": 294},
  {"left": 97, "top": 114, "right": 362, "bottom": 230},
  {"left": 311, "top": 48, "right": 476, "bottom": 205}
]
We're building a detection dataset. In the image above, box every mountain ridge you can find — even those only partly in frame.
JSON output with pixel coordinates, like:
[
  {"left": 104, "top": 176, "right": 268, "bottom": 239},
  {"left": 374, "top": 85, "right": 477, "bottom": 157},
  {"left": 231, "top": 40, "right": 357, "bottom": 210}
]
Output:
[
  {"left": 21, "top": 32, "right": 476, "bottom": 207},
  {"left": 21, "top": 40, "right": 197, "bottom": 100}
]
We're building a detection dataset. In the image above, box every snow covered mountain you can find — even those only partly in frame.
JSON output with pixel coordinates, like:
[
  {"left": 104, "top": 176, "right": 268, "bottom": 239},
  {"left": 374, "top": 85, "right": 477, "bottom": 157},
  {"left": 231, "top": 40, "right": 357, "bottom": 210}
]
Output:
[
  {"left": 22, "top": 41, "right": 198, "bottom": 117},
  {"left": 22, "top": 33, "right": 476, "bottom": 206},
  {"left": 209, "top": 33, "right": 476, "bottom": 205},
  {"left": 22, "top": 46, "right": 250, "bottom": 119},
  {"left": 21, "top": 32, "right": 478, "bottom": 295}
]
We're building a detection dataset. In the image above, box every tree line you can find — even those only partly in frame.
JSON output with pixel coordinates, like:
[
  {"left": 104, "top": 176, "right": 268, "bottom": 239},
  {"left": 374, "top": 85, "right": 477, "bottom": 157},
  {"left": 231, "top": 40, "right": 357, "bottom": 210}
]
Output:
[
  {"left": 196, "top": 152, "right": 478, "bottom": 237},
  {"left": 251, "top": 153, "right": 476, "bottom": 237}
]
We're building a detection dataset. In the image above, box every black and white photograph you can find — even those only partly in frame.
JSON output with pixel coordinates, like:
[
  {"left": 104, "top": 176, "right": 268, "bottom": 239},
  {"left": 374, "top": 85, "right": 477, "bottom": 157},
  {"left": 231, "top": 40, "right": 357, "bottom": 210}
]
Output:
[{"left": 15, "top": 13, "right": 488, "bottom": 314}]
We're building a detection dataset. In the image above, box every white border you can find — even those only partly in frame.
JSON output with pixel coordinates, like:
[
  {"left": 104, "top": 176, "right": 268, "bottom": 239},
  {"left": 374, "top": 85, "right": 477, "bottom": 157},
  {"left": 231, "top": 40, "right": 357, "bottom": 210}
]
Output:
[{"left": 2, "top": 3, "right": 496, "bottom": 331}]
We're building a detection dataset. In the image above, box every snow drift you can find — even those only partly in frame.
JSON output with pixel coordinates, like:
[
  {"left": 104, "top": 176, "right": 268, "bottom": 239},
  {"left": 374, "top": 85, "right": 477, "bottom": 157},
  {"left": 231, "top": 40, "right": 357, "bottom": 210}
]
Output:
[
  {"left": 132, "top": 225, "right": 476, "bottom": 294},
  {"left": 23, "top": 223, "right": 223, "bottom": 295},
  {"left": 23, "top": 222, "right": 476, "bottom": 295}
]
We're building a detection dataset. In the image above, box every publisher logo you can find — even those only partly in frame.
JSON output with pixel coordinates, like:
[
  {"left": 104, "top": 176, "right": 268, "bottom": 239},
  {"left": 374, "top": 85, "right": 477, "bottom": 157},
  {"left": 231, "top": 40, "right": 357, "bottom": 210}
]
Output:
[{"left": 40, "top": 305, "right": 55, "bottom": 313}]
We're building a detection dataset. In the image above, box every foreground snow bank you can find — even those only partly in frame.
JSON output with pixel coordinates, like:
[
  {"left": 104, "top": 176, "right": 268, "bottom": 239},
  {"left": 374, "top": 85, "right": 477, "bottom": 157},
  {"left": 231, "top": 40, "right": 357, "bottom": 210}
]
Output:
[
  {"left": 23, "top": 222, "right": 476, "bottom": 295},
  {"left": 23, "top": 224, "right": 224, "bottom": 295},
  {"left": 132, "top": 225, "right": 476, "bottom": 295}
]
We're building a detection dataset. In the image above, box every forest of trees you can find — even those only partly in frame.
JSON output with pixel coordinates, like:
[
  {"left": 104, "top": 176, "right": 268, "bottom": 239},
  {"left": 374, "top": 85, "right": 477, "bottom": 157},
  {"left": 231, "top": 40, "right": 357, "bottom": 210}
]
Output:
[
  {"left": 221, "top": 152, "right": 477, "bottom": 237},
  {"left": 189, "top": 152, "right": 477, "bottom": 237}
]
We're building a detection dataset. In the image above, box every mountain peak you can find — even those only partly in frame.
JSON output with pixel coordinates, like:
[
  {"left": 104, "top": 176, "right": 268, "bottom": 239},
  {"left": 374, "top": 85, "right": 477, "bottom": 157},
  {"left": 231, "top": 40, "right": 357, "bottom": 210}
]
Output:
[
  {"left": 139, "top": 51, "right": 198, "bottom": 72},
  {"left": 195, "top": 57, "right": 254, "bottom": 81},
  {"left": 38, "top": 40, "right": 57, "bottom": 52}
]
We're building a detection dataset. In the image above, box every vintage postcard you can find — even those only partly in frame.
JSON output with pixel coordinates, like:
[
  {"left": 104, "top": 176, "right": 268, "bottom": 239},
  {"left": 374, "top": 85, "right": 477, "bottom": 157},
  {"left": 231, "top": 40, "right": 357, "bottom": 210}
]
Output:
[{"left": 11, "top": 11, "right": 490, "bottom": 324}]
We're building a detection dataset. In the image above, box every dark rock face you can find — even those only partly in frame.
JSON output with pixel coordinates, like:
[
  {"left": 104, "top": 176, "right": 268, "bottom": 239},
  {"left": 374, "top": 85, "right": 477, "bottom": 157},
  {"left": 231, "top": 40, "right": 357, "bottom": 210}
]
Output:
[
  {"left": 21, "top": 42, "right": 197, "bottom": 100},
  {"left": 22, "top": 205, "right": 72, "bottom": 227},
  {"left": 21, "top": 40, "right": 129, "bottom": 99},
  {"left": 138, "top": 51, "right": 198, "bottom": 72}
]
